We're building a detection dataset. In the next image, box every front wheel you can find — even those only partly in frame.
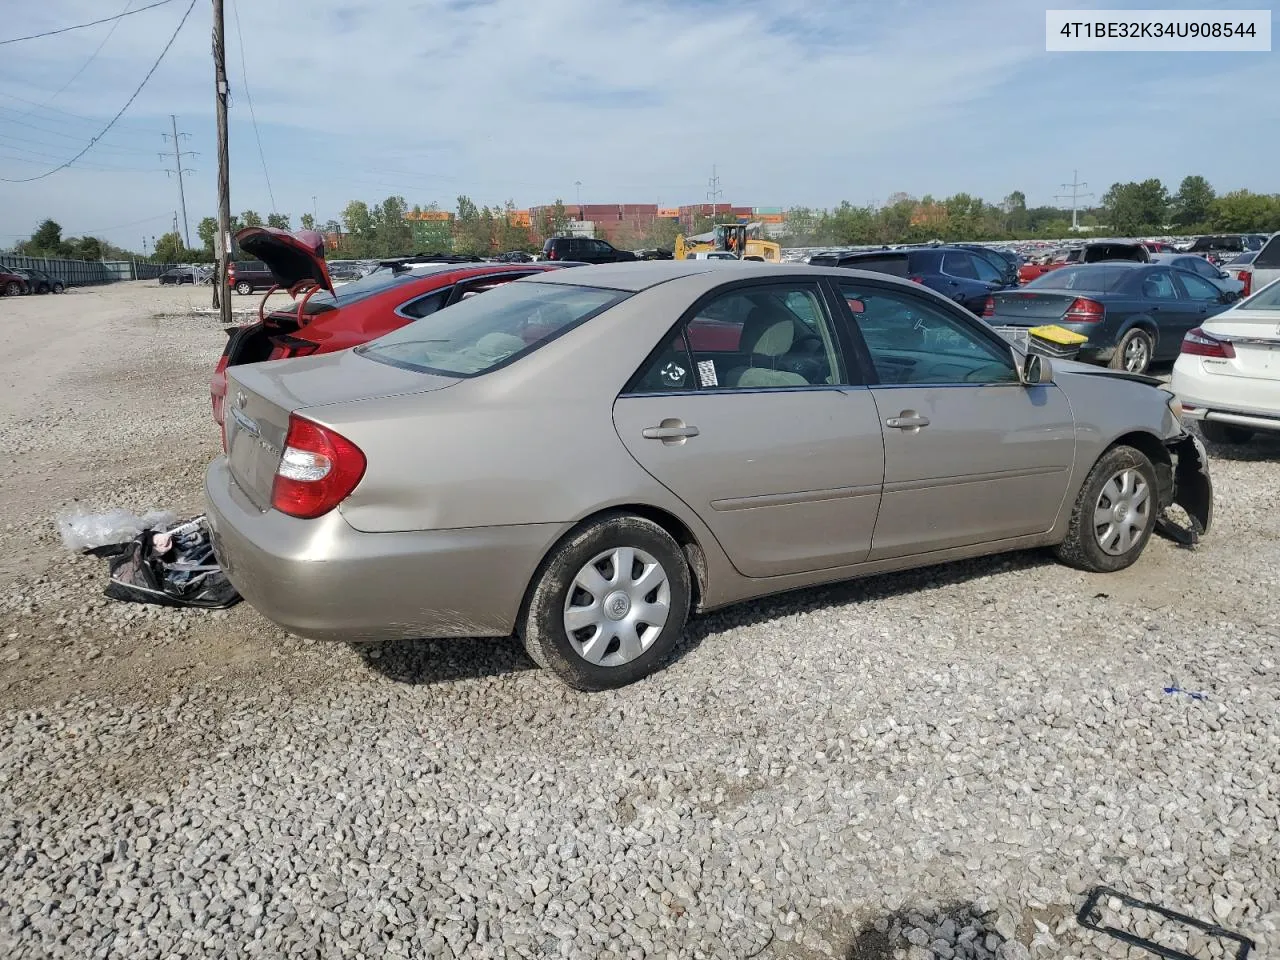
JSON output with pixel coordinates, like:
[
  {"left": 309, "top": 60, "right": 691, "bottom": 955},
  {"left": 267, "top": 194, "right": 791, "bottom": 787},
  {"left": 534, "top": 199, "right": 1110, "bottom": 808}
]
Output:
[
  {"left": 1054, "top": 445, "right": 1159, "bottom": 573},
  {"left": 51, "top": 282, "right": 64, "bottom": 294},
  {"left": 1110, "top": 328, "right": 1154, "bottom": 374},
  {"left": 2, "top": 282, "right": 19, "bottom": 297},
  {"left": 520, "top": 514, "right": 691, "bottom": 690},
  {"left": 1199, "top": 421, "right": 1254, "bottom": 445},
  {"left": 235, "top": 281, "right": 253, "bottom": 295}
]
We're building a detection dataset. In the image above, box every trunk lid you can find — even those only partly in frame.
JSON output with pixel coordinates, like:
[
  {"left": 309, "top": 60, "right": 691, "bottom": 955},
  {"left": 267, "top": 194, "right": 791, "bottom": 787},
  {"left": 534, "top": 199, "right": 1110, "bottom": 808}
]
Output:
[
  {"left": 1201, "top": 308, "right": 1280, "bottom": 380},
  {"left": 223, "top": 350, "right": 459, "bottom": 510},
  {"left": 987, "top": 291, "right": 1081, "bottom": 325},
  {"left": 235, "top": 227, "right": 334, "bottom": 293}
]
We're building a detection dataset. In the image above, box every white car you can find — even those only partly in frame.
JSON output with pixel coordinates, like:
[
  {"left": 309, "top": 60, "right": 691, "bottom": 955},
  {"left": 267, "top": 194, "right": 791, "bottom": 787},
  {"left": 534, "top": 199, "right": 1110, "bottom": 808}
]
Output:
[{"left": 1172, "top": 276, "right": 1280, "bottom": 444}]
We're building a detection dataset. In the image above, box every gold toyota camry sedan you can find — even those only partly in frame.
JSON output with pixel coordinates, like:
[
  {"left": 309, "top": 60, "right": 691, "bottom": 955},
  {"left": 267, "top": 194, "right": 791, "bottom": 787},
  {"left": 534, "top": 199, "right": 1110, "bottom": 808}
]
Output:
[{"left": 206, "top": 261, "right": 1212, "bottom": 689}]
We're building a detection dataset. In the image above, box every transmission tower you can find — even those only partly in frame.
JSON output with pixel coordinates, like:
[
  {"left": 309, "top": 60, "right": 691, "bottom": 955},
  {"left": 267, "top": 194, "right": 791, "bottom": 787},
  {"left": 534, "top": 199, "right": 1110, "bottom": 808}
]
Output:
[
  {"left": 161, "top": 115, "right": 198, "bottom": 248},
  {"left": 706, "top": 164, "right": 723, "bottom": 219},
  {"left": 1055, "top": 169, "right": 1094, "bottom": 232}
]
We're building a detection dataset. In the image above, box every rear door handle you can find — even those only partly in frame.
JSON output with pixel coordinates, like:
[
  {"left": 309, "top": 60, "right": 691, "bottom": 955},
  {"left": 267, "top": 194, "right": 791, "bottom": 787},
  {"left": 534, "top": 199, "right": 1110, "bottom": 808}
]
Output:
[
  {"left": 642, "top": 420, "right": 700, "bottom": 442},
  {"left": 885, "top": 413, "right": 930, "bottom": 430}
]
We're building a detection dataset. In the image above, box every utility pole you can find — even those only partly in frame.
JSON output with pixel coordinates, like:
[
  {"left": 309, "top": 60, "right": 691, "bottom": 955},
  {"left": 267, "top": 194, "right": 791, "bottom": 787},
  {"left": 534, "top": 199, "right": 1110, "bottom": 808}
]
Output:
[
  {"left": 1055, "top": 169, "right": 1094, "bottom": 232},
  {"left": 706, "top": 164, "right": 723, "bottom": 221},
  {"left": 161, "top": 115, "right": 196, "bottom": 249},
  {"left": 574, "top": 180, "right": 582, "bottom": 212},
  {"left": 212, "top": 0, "right": 232, "bottom": 321},
  {"left": 312, "top": 195, "right": 318, "bottom": 226}
]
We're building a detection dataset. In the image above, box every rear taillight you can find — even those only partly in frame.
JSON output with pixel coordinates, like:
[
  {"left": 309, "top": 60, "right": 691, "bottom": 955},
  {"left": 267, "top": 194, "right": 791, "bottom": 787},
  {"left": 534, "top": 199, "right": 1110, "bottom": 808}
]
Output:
[
  {"left": 211, "top": 358, "right": 229, "bottom": 426},
  {"left": 227, "top": 263, "right": 236, "bottom": 284},
  {"left": 981, "top": 296, "right": 995, "bottom": 318},
  {"left": 1063, "top": 297, "right": 1105, "bottom": 323},
  {"left": 271, "top": 414, "right": 367, "bottom": 519},
  {"left": 547, "top": 248, "right": 558, "bottom": 260},
  {"left": 908, "top": 275, "right": 924, "bottom": 284},
  {"left": 1181, "top": 327, "right": 1236, "bottom": 359},
  {"left": 1237, "top": 271, "right": 1252, "bottom": 298}
]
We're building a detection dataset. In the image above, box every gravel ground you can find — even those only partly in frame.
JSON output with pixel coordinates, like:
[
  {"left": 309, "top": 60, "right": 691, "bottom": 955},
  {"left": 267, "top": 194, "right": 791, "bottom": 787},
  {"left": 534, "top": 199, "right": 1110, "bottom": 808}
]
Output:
[{"left": 1, "top": 281, "right": 1279, "bottom": 959}]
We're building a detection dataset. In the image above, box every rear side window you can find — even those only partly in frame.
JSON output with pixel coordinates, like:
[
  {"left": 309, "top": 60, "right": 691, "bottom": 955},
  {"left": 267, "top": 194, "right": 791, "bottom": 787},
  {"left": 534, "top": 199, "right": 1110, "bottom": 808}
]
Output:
[
  {"left": 847, "top": 255, "right": 910, "bottom": 278},
  {"left": 1141, "top": 269, "right": 1177, "bottom": 300},
  {"left": 941, "top": 252, "right": 978, "bottom": 279},
  {"left": 359, "top": 282, "right": 627, "bottom": 377}
]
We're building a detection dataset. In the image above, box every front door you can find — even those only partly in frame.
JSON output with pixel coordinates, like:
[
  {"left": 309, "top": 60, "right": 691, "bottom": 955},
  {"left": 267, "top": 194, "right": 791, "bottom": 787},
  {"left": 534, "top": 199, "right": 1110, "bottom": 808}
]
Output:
[
  {"left": 833, "top": 280, "right": 1076, "bottom": 560},
  {"left": 612, "top": 280, "right": 885, "bottom": 579}
]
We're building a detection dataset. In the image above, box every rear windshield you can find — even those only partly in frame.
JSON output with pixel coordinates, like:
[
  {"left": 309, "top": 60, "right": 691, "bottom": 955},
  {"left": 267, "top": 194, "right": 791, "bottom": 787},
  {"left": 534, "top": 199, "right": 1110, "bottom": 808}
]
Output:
[
  {"left": 1025, "top": 265, "right": 1132, "bottom": 292},
  {"left": 1083, "top": 244, "right": 1144, "bottom": 263},
  {"left": 1237, "top": 276, "right": 1280, "bottom": 310},
  {"left": 357, "top": 281, "right": 628, "bottom": 377}
]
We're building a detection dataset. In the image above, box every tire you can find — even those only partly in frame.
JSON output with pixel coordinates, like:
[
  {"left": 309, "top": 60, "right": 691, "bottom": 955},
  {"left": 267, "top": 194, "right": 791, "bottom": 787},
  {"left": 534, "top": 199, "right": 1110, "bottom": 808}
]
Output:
[
  {"left": 2, "top": 282, "right": 19, "bottom": 297},
  {"left": 51, "top": 283, "right": 64, "bottom": 294},
  {"left": 235, "top": 281, "right": 253, "bottom": 295},
  {"left": 1054, "top": 445, "right": 1159, "bottom": 573},
  {"left": 1199, "top": 421, "right": 1254, "bottom": 445},
  {"left": 1109, "top": 328, "right": 1154, "bottom": 374},
  {"left": 519, "top": 514, "right": 691, "bottom": 691}
]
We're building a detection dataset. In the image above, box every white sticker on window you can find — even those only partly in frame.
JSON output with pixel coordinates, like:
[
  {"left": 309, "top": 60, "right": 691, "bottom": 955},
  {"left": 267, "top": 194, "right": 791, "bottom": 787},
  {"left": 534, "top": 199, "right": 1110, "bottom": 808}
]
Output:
[{"left": 697, "top": 360, "right": 718, "bottom": 387}]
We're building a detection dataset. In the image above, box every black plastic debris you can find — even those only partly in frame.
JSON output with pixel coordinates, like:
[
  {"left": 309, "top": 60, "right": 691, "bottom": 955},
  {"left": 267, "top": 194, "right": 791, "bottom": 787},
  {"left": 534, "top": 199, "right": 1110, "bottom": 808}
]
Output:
[
  {"left": 1078, "top": 885, "right": 1254, "bottom": 959},
  {"left": 86, "top": 516, "right": 241, "bottom": 610}
]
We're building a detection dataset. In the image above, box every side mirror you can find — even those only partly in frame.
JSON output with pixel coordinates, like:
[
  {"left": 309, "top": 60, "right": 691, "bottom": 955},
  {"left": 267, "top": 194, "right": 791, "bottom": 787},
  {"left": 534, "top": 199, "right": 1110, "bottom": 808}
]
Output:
[{"left": 1017, "top": 350, "right": 1054, "bottom": 385}]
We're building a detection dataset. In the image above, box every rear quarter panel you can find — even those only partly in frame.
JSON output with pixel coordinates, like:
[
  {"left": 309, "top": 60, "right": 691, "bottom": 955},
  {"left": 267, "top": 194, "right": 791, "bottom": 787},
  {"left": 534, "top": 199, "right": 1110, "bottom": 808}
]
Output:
[{"left": 311, "top": 275, "right": 735, "bottom": 542}]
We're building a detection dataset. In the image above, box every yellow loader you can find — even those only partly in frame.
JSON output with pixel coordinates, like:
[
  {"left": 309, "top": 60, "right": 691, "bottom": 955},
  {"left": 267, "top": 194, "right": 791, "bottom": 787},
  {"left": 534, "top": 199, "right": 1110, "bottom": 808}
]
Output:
[{"left": 674, "top": 222, "right": 781, "bottom": 262}]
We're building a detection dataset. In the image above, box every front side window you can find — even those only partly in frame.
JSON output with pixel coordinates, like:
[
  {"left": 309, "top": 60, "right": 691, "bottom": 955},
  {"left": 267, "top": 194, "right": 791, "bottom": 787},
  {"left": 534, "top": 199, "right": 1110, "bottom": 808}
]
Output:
[
  {"left": 1177, "top": 271, "right": 1222, "bottom": 302},
  {"left": 969, "top": 254, "right": 1004, "bottom": 283},
  {"left": 359, "top": 281, "right": 627, "bottom": 377},
  {"left": 839, "top": 282, "right": 1018, "bottom": 386},
  {"left": 627, "top": 283, "right": 845, "bottom": 393}
]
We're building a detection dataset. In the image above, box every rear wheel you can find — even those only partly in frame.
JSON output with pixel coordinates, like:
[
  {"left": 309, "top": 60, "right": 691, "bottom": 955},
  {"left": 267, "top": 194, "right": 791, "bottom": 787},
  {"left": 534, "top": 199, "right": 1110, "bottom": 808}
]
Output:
[
  {"left": 51, "top": 282, "right": 64, "bottom": 294},
  {"left": 519, "top": 514, "right": 691, "bottom": 691},
  {"left": 1054, "top": 445, "right": 1159, "bottom": 573},
  {"left": 1199, "top": 421, "right": 1254, "bottom": 445},
  {"left": 1110, "top": 328, "right": 1154, "bottom": 374},
  {"left": 235, "top": 281, "right": 253, "bottom": 295},
  {"left": 2, "top": 282, "right": 19, "bottom": 297}
]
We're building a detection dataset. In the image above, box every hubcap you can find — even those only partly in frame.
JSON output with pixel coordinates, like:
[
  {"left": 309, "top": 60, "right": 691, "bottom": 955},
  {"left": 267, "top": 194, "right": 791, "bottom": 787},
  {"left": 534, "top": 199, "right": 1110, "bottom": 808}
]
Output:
[
  {"left": 1124, "top": 337, "right": 1149, "bottom": 372},
  {"left": 563, "top": 547, "right": 670, "bottom": 667},
  {"left": 1093, "top": 468, "right": 1151, "bottom": 555}
]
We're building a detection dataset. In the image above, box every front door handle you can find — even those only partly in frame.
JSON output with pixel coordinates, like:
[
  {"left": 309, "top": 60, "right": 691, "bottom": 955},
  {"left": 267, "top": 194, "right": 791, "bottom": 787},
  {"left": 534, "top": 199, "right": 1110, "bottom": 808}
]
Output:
[
  {"left": 642, "top": 419, "right": 700, "bottom": 443},
  {"left": 885, "top": 412, "right": 930, "bottom": 430}
]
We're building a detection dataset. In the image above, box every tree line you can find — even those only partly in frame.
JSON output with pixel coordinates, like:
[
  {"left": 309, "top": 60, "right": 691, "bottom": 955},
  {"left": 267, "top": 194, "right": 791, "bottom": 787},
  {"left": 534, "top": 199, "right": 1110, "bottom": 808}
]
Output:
[{"left": 11, "top": 176, "right": 1279, "bottom": 264}]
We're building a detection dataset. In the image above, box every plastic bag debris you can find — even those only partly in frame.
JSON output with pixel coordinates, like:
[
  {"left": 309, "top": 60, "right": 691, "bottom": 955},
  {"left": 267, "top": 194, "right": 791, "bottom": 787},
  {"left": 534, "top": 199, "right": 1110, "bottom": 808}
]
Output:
[
  {"left": 57, "top": 508, "right": 179, "bottom": 551},
  {"left": 85, "top": 515, "right": 241, "bottom": 610}
]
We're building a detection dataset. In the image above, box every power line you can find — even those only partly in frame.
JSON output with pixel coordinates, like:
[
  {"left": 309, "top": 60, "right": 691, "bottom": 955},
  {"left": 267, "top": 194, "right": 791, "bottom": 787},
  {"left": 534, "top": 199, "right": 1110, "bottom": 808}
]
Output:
[
  {"left": 0, "top": 0, "right": 175, "bottom": 45},
  {"left": 0, "top": 0, "right": 197, "bottom": 183},
  {"left": 230, "top": 0, "right": 276, "bottom": 213},
  {"left": 0, "top": 93, "right": 156, "bottom": 134},
  {"left": 0, "top": 123, "right": 158, "bottom": 155},
  {"left": 16, "top": 0, "right": 135, "bottom": 111}
]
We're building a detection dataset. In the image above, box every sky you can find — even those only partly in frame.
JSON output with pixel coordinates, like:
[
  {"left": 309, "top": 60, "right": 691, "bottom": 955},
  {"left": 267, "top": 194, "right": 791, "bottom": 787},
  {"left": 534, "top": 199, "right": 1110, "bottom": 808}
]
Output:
[{"left": 0, "top": 0, "right": 1276, "bottom": 250}]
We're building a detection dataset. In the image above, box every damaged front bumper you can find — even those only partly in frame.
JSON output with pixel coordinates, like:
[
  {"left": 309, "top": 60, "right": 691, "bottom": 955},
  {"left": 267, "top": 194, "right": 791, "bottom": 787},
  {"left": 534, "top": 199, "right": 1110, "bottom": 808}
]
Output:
[{"left": 1156, "top": 432, "right": 1214, "bottom": 546}]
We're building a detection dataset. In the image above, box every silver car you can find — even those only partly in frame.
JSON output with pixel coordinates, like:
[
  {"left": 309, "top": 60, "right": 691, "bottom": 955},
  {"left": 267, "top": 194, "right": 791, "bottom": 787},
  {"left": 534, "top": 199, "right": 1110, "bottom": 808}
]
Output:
[{"left": 206, "top": 262, "right": 1213, "bottom": 689}]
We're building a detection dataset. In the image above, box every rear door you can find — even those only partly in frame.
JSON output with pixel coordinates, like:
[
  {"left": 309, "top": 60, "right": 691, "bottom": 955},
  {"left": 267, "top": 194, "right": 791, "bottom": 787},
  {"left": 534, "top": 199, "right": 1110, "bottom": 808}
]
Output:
[
  {"left": 833, "top": 279, "right": 1075, "bottom": 559},
  {"left": 612, "top": 279, "right": 885, "bottom": 578}
]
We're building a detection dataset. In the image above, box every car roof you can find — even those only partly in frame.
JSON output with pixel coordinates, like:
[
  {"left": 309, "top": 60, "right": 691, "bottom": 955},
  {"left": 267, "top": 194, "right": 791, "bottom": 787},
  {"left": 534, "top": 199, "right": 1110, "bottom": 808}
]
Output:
[{"left": 519, "top": 260, "right": 729, "bottom": 291}]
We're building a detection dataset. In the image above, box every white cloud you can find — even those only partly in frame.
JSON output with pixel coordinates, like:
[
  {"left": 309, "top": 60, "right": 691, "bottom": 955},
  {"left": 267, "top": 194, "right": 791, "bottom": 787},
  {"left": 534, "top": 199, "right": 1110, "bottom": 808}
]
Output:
[{"left": 0, "top": 0, "right": 1271, "bottom": 247}]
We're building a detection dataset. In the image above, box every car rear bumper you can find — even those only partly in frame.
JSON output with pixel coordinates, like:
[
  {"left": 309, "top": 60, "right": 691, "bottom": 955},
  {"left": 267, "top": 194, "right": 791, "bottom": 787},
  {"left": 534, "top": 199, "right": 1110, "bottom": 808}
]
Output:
[
  {"left": 1172, "top": 357, "right": 1280, "bottom": 432},
  {"left": 204, "top": 457, "right": 558, "bottom": 642}
]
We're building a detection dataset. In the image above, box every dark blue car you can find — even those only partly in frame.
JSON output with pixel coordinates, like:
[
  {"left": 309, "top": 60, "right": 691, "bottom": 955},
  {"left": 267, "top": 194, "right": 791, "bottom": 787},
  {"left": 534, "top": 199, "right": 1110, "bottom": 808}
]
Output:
[
  {"left": 984, "top": 262, "right": 1235, "bottom": 373},
  {"left": 808, "top": 246, "right": 1014, "bottom": 314}
]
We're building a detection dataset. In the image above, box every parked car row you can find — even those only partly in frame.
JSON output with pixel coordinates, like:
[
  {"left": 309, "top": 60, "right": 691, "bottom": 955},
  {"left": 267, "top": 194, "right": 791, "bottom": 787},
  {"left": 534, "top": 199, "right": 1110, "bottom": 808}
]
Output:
[{"left": 0, "top": 267, "right": 66, "bottom": 296}]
